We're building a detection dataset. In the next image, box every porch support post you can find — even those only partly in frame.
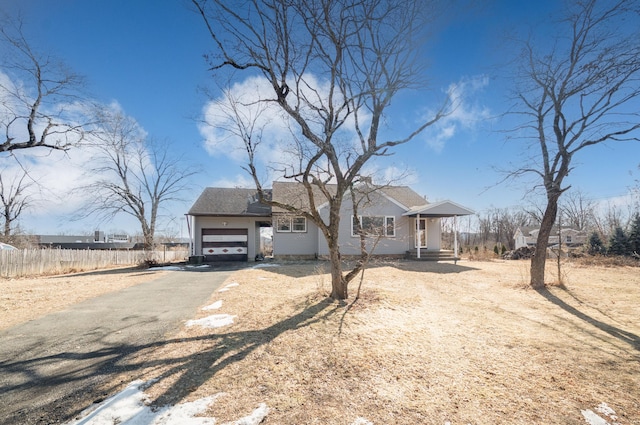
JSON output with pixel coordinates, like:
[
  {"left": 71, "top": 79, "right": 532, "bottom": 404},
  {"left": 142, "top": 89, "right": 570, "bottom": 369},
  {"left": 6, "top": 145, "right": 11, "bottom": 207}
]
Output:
[
  {"left": 453, "top": 215, "right": 458, "bottom": 264},
  {"left": 417, "top": 213, "right": 421, "bottom": 259}
]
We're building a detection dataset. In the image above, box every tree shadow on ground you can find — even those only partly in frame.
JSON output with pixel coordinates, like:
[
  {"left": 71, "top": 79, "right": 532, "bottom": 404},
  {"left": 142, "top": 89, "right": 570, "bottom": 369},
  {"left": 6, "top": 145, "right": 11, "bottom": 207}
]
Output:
[
  {"left": 536, "top": 288, "right": 640, "bottom": 352},
  {"left": 50, "top": 266, "right": 148, "bottom": 279},
  {"left": 47, "top": 261, "right": 250, "bottom": 280},
  {"left": 151, "top": 296, "right": 338, "bottom": 406},
  {"left": 252, "top": 259, "right": 479, "bottom": 279},
  {"left": 0, "top": 298, "right": 338, "bottom": 425},
  {"left": 390, "top": 260, "right": 479, "bottom": 274}
]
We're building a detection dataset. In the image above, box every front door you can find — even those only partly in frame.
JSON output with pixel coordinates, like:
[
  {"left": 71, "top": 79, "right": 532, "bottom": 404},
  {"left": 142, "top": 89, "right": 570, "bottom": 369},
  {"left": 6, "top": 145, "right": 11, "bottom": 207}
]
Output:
[{"left": 415, "top": 218, "right": 427, "bottom": 248}]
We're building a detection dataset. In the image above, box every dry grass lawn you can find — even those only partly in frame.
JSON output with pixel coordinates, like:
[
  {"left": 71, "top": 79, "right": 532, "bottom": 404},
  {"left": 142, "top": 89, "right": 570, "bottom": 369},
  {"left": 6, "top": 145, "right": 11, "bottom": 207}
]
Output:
[
  {"left": 2, "top": 259, "right": 639, "bottom": 424},
  {"left": 116, "top": 260, "right": 639, "bottom": 425}
]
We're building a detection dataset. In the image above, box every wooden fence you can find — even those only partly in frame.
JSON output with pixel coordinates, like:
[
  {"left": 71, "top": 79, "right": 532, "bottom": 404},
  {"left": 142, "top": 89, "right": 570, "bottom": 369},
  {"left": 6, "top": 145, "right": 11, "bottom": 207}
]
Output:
[{"left": 0, "top": 248, "right": 189, "bottom": 278}]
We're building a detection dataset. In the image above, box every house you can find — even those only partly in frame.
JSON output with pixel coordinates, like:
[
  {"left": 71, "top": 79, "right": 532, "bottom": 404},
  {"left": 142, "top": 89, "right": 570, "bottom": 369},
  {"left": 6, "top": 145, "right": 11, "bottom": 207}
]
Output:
[
  {"left": 514, "top": 227, "right": 587, "bottom": 250},
  {"left": 187, "top": 187, "right": 273, "bottom": 261},
  {"left": 186, "top": 183, "right": 474, "bottom": 262}
]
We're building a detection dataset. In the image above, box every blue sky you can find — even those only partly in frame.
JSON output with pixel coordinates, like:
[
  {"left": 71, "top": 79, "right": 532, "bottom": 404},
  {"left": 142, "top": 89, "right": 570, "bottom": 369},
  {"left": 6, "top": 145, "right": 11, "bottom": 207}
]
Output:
[{"left": 2, "top": 0, "right": 639, "bottom": 235}]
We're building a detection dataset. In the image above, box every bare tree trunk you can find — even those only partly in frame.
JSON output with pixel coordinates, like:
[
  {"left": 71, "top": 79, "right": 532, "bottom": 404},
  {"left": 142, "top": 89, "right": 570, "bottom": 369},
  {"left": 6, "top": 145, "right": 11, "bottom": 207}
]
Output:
[
  {"left": 3, "top": 213, "right": 10, "bottom": 237},
  {"left": 329, "top": 241, "right": 347, "bottom": 299},
  {"left": 557, "top": 214, "right": 562, "bottom": 285},
  {"left": 530, "top": 198, "right": 558, "bottom": 289}
]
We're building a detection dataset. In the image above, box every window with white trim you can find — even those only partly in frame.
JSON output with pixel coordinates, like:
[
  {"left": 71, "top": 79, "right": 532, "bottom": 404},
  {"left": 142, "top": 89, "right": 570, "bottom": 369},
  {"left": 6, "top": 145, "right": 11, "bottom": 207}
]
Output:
[
  {"left": 352, "top": 215, "right": 395, "bottom": 237},
  {"left": 292, "top": 217, "right": 307, "bottom": 232},
  {"left": 276, "top": 216, "right": 307, "bottom": 233},
  {"left": 385, "top": 216, "right": 395, "bottom": 237},
  {"left": 276, "top": 217, "right": 291, "bottom": 232}
]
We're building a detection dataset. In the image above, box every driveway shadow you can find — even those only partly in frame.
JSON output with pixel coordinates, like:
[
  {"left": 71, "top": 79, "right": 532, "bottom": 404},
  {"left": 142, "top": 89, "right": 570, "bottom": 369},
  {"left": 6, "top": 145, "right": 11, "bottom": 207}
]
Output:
[{"left": 0, "top": 298, "right": 337, "bottom": 424}]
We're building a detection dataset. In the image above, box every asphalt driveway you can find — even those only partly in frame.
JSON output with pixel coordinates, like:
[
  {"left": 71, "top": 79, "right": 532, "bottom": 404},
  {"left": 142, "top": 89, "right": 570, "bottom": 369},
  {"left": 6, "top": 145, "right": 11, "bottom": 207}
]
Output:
[{"left": 0, "top": 266, "right": 236, "bottom": 425}]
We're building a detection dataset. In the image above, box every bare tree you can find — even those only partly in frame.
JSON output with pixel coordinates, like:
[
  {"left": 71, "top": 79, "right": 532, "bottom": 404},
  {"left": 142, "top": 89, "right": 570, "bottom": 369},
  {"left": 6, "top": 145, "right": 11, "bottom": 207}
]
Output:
[
  {"left": 0, "top": 17, "right": 87, "bottom": 153},
  {"left": 474, "top": 207, "right": 534, "bottom": 251},
  {"left": 193, "top": 0, "right": 448, "bottom": 299},
  {"left": 77, "top": 108, "right": 196, "bottom": 250},
  {"left": 0, "top": 169, "right": 32, "bottom": 237},
  {"left": 509, "top": 0, "right": 640, "bottom": 289},
  {"left": 560, "top": 188, "right": 595, "bottom": 231}
]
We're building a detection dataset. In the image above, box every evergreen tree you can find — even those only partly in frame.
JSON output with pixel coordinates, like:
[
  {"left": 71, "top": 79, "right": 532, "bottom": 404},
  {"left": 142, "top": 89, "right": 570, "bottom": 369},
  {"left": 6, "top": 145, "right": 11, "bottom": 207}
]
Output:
[
  {"left": 587, "top": 232, "right": 605, "bottom": 255},
  {"left": 608, "top": 227, "right": 630, "bottom": 256},
  {"left": 628, "top": 214, "right": 640, "bottom": 254}
]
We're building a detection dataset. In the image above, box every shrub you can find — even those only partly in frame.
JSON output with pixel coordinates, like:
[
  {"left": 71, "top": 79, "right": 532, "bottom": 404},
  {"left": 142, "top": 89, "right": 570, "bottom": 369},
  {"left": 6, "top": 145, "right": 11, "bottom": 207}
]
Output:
[
  {"left": 588, "top": 231, "right": 606, "bottom": 255},
  {"left": 608, "top": 227, "right": 630, "bottom": 256}
]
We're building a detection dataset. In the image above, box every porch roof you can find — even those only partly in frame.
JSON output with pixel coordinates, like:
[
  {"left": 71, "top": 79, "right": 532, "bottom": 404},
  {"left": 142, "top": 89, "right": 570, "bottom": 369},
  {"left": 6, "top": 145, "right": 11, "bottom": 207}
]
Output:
[{"left": 402, "top": 200, "right": 475, "bottom": 217}]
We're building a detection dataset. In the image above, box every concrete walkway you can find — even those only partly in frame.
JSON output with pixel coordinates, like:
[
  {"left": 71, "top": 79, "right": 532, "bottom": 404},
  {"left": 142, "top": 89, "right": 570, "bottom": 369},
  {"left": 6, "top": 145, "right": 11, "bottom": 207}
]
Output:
[{"left": 0, "top": 266, "right": 236, "bottom": 425}]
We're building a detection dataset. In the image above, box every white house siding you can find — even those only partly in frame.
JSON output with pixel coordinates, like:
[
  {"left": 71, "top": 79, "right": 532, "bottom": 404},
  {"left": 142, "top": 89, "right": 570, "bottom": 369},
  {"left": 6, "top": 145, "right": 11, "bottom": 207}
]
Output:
[
  {"left": 192, "top": 216, "right": 264, "bottom": 261},
  {"left": 272, "top": 216, "right": 319, "bottom": 258},
  {"left": 317, "top": 192, "right": 414, "bottom": 256}
]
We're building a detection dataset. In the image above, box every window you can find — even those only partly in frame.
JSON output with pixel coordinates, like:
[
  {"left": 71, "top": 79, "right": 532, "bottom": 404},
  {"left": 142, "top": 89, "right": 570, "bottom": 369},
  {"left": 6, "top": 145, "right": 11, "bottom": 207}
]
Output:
[
  {"left": 352, "top": 215, "right": 395, "bottom": 237},
  {"left": 566, "top": 235, "right": 572, "bottom": 243},
  {"left": 292, "top": 217, "right": 307, "bottom": 232},
  {"left": 276, "top": 217, "right": 291, "bottom": 232},
  {"left": 385, "top": 216, "right": 395, "bottom": 237},
  {"left": 276, "top": 216, "right": 307, "bottom": 233}
]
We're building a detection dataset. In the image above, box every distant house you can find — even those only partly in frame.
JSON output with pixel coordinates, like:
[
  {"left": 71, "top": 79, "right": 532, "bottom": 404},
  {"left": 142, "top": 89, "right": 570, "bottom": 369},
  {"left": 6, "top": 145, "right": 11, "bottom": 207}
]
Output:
[
  {"left": 34, "top": 231, "right": 136, "bottom": 250},
  {"left": 514, "top": 227, "right": 587, "bottom": 250},
  {"left": 187, "top": 182, "right": 474, "bottom": 262}
]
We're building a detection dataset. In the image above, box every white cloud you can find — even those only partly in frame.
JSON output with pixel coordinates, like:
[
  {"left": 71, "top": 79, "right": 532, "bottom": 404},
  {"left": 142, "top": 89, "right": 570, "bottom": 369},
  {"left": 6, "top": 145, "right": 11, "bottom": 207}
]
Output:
[
  {"left": 211, "top": 173, "right": 256, "bottom": 189},
  {"left": 198, "top": 74, "right": 372, "bottom": 180},
  {"left": 423, "top": 75, "right": 492, "bottom": 152},
  {"left": 0, "top": 72, "right": 164, "bottom": 233},
  {"left": 198, "top": 76, "right": 294, "bottom": 165},
  {"left": 382, "top": 165, "right": 418, "bottom": 186},
  {"left": 359, "top": 163, "right": 418, "bottom": 187}
]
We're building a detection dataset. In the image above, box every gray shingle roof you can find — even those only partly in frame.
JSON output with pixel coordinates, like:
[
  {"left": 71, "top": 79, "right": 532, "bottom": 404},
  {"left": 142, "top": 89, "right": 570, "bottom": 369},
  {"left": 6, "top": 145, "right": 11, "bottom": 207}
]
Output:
[
  {"left": 271, "top": 181, "right": 337, "bottom": 213},
  {"left": 188, "top": 188, "right": 272, "bottom": 216},
  {"left": 379, "top": 186, "right": 428, "bottom": 209},
  {"left": 271, "top": 181, "right": 426, "bottom": 213},
  {"left": 189, "top": 183, "right": 431, "bottom": 216}
]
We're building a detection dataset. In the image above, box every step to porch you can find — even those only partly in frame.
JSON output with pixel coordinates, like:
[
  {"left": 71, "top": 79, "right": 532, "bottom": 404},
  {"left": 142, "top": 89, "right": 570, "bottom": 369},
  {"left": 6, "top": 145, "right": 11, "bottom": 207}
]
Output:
[{"left": 407, "top": 249, "right": 459, "bottom": 262}]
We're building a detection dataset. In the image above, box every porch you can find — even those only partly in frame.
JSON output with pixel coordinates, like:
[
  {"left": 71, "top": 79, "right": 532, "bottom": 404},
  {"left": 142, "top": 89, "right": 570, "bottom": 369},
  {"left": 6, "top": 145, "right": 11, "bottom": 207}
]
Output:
[
  {"left": 406, "top": 249, "right": 458, "bottom": 262},
  {"left": 402, "top": 200, "right": 475, "bottom": 262}
]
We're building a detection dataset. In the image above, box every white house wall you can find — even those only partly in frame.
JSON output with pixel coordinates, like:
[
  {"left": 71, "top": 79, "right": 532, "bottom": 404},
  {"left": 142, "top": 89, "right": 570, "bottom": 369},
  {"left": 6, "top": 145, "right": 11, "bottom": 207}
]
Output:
[
  {"left": 192, "top": 216, "right": 263, "bottom": 261},
  {"left": 272, "top": 216, "right": 319, "bottom": 256},
  {"left": 317, "top": 192, "right": 414, "bottom": 256}
]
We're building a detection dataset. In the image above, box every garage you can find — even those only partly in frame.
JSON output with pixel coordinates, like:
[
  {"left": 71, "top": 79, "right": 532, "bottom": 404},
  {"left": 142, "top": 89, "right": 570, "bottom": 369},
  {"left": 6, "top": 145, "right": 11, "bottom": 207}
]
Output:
[{"left": 202, "top": 228, "right": 248, "bottom": 262}]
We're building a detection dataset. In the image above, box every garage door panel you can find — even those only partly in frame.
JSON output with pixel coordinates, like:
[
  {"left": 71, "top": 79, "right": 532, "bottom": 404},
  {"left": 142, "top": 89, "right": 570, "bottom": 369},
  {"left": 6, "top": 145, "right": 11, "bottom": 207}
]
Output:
[
  {"left": 202, "top": 228, "right": 248, "bottom": 262},
  {"left": 202, "top": 234, "right": 248, "bottom": 243},
  {"left": 202, "top": 246, "right": 248, "bottom": 255}
]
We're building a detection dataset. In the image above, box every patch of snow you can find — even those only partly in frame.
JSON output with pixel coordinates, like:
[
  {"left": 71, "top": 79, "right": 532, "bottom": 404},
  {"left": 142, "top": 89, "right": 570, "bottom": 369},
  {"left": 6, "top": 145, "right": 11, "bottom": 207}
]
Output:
[
  {"left": 219, "top": 282, "right": 240, "bottom": 292},
  {"left": 186, "top": 314, "right": 236, "bottom": 328},
  {"left": 251, "top": 263, "right": 280, "bottom": 269},
  {"left": 64, "top": 380, "right": 223, "bottom": 425},
  {"left": 582, "top": 402, "right": 620, "bottom": 425},
  {"left": 596, "top": 403, "right": 618, "bottom": 421},
  {"left": 581, "top": 409, "right": 610, "bottom": 425},
  {"left": 149, "top": 266, "right": 183, "bottom": 271},
  {"left": 222, "top": 403, "right": 269, "bottom": 425},
  {"left": 202, "top": 300, "right": 223, "bottom": 311}
]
